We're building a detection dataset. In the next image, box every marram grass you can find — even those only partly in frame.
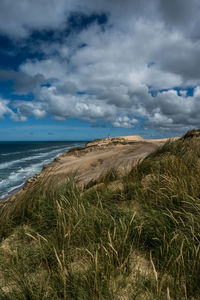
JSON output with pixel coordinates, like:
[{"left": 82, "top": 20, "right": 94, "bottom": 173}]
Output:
[{"left": 1, "top": 134, "right": 200, "bottom": 299}]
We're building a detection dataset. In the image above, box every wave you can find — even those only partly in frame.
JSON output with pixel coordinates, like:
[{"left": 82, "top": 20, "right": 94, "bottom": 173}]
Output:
[
  {"left": 0, "top": 146, "right": 69, "bottom": 170},
  {"left": 0, "top": 142, "right": 84, "bottom": 200},
  {"left": 0, "top": 146, "right": 62, "bottom": 156},
  {"left": 0, "top": 148, "right": 70, "bottom": 197},
  {"left": 0, "top": 159, "right": 50, "bottom": 189},
  {"left": 0, "top": 160, "right": 20, "bottom": 170},
  {"left": 30, "top": 145, "right": 68, "bottom": 153},
  {"left": 0, "top": 183, "right": 25, "bottom": 200},
  {"left": 1, "top": 151, "right": 21, "bottom": 157},
  {"left": 0, "top": 144, "right": 71, "bottom": 157},
  {"left": 17, "top": 146, "right": 68, "bottom": 162}
]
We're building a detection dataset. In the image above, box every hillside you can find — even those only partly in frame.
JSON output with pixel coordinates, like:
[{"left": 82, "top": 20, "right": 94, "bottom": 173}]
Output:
[{"left": 0, "top": 132, "right": 200, "bottom": 299}]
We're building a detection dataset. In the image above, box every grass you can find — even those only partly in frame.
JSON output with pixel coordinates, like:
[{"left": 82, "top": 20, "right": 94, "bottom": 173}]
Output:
[
  {"left": 1, "top": 132, "right": 200, "bottom": 298},
  {"left": 66, "top": 146, "right": 86, "bottom": 154}
]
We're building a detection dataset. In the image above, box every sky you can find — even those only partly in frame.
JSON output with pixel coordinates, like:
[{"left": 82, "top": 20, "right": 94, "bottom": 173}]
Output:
[{"left": 0, "top": 0, "right": 200, "bottom": 141}]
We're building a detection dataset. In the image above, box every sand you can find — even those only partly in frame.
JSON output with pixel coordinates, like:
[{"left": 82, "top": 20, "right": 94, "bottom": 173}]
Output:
[{"left": 1, "top": 135, "right": 177, "bottom": 203}]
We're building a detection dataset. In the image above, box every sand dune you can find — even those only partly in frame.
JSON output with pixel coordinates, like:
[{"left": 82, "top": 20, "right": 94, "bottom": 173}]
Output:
[
  {"left": 2, "top": 135, "right": 176, "bottom": 203},
  {"left": 50, "top": 137, "right": 166, "bottom": 187}
]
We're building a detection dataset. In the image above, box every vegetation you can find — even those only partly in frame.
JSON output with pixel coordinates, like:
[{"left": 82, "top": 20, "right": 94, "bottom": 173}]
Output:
[
  {"left": 1, "top": 132, "right": 200, "bottom": 299},
  {"left": 66, "top": 146, "right": 86, "bottom": 154}
]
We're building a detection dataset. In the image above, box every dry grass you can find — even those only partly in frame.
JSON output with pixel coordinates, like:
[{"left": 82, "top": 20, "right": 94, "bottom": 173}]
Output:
[{"left": 1, "top": 132, "right": 200, "bottom": 299}]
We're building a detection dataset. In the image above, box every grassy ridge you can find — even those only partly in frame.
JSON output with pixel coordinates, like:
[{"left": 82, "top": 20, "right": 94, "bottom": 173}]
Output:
[{"left": 1, "top": 134, "right": 200, "bottom": 299}]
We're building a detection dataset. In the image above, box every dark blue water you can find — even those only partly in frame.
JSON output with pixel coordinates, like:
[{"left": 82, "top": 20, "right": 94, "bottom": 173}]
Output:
[{"left": 0, "top": 141, "right": 86, "bottom": 200}]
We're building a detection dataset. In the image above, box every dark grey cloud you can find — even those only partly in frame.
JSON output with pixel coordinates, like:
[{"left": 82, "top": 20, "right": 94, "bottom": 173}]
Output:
[
  {"left": 152, "top": 36, "right": 200, "bottom": 83},
  {"left": 0, "top": 70, "right": 17, "bottom": 80},
  {"left": 157, "top": 0, "right": 200, "bottom": 40},
  {"left": 0, "top": 70, "right": 45, "bottom": 93},
  {"left": 0, "top": 0, "right": 69, "bottom": 37},
  {"left": 14, "top": 73, "right": 44, "bottom": 94},
  {"left": 158, "top": 0, "right": 194, "bottom": 24},
  {"left": 55, "top": 82, "right": 77, "bottom": 95}
]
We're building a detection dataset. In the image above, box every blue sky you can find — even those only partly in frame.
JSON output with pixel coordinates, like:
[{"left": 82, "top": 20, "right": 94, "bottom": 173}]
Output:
[{"left": 0, "top": 0, "right": 200, "bottom": 141}]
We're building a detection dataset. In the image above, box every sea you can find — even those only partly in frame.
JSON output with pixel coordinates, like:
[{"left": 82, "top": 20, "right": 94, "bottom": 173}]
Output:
[{"left": 0, "top": 141, "right": 86, "bottom": 200}]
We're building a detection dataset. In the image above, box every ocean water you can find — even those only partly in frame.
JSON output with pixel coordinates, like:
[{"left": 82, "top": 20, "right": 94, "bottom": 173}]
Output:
[{"left": 0, "top": 141, "right": 86, "bottom": 200}]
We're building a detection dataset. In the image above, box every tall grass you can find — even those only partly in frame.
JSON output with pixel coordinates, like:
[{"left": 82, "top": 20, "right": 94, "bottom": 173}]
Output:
[
  {"left": 0, "top": 175, "right": 138, "bottom": 299},
  {"left": 1, "top": 135, "right": 200, "bottom": 298},
  {"left": 123, "top": 137, "right": 200, "bottom": 299}
]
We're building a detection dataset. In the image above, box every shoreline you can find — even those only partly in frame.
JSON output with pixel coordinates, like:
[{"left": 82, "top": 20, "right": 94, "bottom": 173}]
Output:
[
  {"left": 0, "top": 135, "right": 178, "bottom": 203},
  {"left": 0, "top": 183, "right": 25, "bottom": 201},
  {"left": 0, "top": 142, "right": 87, "bottom": 202}
]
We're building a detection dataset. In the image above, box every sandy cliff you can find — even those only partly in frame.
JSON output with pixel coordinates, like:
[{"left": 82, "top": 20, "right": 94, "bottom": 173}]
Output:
[{"left": 1, "top": 135, "right": 178, "bottom": 205}]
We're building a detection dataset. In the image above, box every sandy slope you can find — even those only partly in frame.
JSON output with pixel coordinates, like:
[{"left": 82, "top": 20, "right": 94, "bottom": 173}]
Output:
[
  {"left": 2, "top": 136, "right": 176, "bottom": 203},
  {"left": 48, "top": 138, "right": 165, "bottom": 187}
]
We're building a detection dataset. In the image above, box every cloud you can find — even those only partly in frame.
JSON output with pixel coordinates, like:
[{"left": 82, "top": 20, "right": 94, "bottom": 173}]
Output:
[
  {"left": 7, "top": 19, "right": 200, "bottom": 131},
  {"left": 1, "top": 0, "right": 200, "bottom": 134},
  {"left": 157, "top": 0, "right": 200, "bottom": 40},
  {"left": 112, "top": 116, "right": 138, "bottom": 128},
  {"left": 0, "top": 98, "right": 27, "bottom": 121},
  {"left": 0, "top": 0, "right": 199, "bottom": 38},
  {"left": 0, "top": 99, "right": 12, "bottom": 119},
  {"left": 0, "top": 0, "right": 70, "bottom": 38},
  {"left": 15, "top": 18, "right": 200, "bottom": 130},
  {"left": 146, "top": 89, "right": 200, "bottom": 131},
  {"left": 20, "top": 59, "right": 66, "bottom": 82},
  {"left": 0, "top": 70, "right": 44, "bottom": 94},
  {"left": 12, "top": 101, "right": 47, "bottom": 120}
]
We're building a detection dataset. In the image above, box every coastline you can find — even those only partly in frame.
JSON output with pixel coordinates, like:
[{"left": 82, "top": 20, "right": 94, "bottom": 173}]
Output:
[
  {"left": 1, "top": 135, "right": 177, "bottom": 204},
  {"left": 1, "top": 183, "right": 25, "bottom": 201},
  {"left": 0, "top": 142, "right": 87, "bottom": 202}
]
